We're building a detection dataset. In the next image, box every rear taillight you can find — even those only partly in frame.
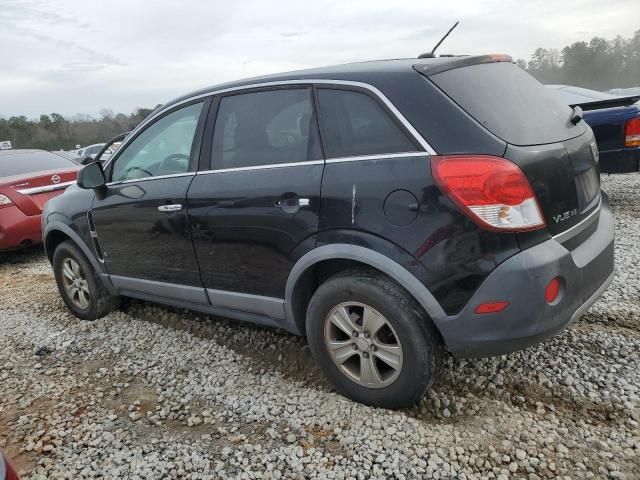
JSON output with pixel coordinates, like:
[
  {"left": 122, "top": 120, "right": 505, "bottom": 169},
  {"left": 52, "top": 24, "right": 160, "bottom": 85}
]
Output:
[
  {"left": 625, "top": 117, "right": 640, "bottom": 147},
  {"left": 431, "top": 155, "right": 546, "bottom": 232},
  {"left": 0, "top": 194, "right": 13, "bottom": 208}
]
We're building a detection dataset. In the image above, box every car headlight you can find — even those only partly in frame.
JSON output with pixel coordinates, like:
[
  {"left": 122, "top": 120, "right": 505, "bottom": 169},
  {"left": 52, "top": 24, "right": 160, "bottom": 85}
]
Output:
[{"left": 0, "top": 194, "right": 13, "bottom": 207}]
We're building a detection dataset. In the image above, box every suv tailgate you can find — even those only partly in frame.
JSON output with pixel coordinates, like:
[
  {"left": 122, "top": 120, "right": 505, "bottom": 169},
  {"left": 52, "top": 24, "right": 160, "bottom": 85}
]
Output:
[{"left": 417, "top": 59, "right": 600, "bottom": 238}]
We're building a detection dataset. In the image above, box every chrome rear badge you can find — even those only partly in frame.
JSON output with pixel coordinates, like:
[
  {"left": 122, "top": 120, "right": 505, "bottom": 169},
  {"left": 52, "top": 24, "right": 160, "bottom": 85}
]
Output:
[
  {"left": 51, "top": 174, "right": 61, "bottom": 184},
  {"left": 553, "top": 209, "right": 578, "bottom": 224}
]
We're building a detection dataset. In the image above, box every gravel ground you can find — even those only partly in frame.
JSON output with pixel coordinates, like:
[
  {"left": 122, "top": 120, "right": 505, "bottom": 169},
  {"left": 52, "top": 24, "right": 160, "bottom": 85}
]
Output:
[{"left": 0, "top": 174, "right": 638, "bottom": 480}]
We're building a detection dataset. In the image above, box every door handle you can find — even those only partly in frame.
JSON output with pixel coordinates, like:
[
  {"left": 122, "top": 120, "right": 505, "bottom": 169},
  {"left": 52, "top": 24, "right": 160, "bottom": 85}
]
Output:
[
  {"left": 274, "top": 196, "right": 310, "bottom": 213},
  {"left": 158, "top": 204, "right": 183, "bottom": 212},
  {"left": 274, "top": 197, "right": 310, "bottom": 208}
]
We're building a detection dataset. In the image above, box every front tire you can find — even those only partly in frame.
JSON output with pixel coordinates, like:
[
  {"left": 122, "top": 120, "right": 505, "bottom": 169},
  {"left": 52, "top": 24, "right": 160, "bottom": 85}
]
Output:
[
  {"left": 53, "top": 240, "right": 119, "bottom": 320},
  {"left": 306, "top": 269, "right": 444, "bottom": 409}
]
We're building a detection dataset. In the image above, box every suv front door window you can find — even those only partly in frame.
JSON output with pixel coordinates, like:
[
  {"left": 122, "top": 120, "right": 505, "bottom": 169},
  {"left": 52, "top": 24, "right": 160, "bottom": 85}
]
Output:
[{"left": 111, "top": 102, "right": 203, "bottom": 182}]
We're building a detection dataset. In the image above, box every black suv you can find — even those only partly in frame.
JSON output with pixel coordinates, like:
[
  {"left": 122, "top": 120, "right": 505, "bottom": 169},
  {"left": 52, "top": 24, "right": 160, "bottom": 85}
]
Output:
[{"left": 43, "top": 55, "right": 615, "bottom": 408}]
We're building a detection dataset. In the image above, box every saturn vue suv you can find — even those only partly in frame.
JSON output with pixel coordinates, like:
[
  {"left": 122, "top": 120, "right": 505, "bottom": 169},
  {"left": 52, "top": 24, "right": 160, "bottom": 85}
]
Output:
[{"left": 42, "top": 54, "right": 615, "bottom": 408}]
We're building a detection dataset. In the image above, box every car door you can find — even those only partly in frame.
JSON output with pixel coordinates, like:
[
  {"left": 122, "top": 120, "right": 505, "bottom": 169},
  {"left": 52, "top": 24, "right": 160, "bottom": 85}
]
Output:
[
  {"left": 188, "top": 87, "right": 324, "bottom": 310},
  {"left": 91, "top": 99, "right": 210, "bottom": 304}
]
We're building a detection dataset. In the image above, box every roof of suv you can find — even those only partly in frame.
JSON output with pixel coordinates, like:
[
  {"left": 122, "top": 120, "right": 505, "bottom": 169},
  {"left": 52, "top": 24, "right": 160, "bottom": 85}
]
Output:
[
  {"left": 160, "top": 55, "right": 514, "bottom": 115},
  {"left": 163, "top": 57, "right": 455, "bottom": 110}
]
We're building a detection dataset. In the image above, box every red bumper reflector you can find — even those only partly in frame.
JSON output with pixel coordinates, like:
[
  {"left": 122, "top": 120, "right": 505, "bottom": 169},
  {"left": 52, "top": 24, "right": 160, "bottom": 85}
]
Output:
[
  {"left": 474, "top": 301, "right": 509, "bottom": 314},
  {"left": 545, "top": 277, "right": 561, "bottom": 304}
]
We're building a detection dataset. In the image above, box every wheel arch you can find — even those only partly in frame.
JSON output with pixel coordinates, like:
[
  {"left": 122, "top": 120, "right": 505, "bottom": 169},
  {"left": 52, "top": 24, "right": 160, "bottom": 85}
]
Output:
[
  {"left": 44, "top": 222, "right": 104, "bottom": 275},
  {"left": 285, "top": 244, "right": 447, "bottom": 336}
]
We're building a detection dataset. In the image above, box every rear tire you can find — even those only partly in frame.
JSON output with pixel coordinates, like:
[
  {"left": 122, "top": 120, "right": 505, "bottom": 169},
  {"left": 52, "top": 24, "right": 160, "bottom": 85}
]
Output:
[
  {"left": 306, "top": 269, "right": 444, "bottom": 409},
  {"left": 53, "top": 240, "right": 119, "bottom": 320}
]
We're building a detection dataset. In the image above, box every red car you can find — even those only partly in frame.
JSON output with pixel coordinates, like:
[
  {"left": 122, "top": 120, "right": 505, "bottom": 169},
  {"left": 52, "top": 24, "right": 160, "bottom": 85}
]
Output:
[
  {"left": 0, "top": 149, "right": 79, "bottom": 251},
  {"left": 0, "top": 449, "right": 19, "bottom": 479}
]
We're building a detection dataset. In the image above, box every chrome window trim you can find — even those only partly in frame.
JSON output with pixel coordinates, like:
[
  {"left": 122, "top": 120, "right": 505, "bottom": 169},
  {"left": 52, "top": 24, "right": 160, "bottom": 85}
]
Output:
[
  {"left": 195, "top": 153, "right": 429, "bottom": 176},
  {"left": 107, "top": 172, "right": 194, "bottom": 187},
  {"left": 196, "top": 160, "right": 324, "bottom": 176},
  {"left": 325, "top": 151, "right": 428, "bottom": 164},
  {"left": 16, "top": 180, "right": 75, "bottom": 195},
  {"left": 103, "top": 79, "right": 437, "bottom": 173},
  {"left": 552, "top": 197, "right": 602, "bottom": 244}
]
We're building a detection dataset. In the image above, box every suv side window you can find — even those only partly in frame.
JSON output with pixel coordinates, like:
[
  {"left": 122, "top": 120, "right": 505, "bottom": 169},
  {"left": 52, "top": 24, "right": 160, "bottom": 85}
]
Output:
[
  {"left": 111, "top": 102, "right": 204, "bottom": 182},
  {"left": 317, "top": 88, "right": 418, "bottom": 158},
  {"left": 211, "top": 88, "right": 321, "bottom": 169}
]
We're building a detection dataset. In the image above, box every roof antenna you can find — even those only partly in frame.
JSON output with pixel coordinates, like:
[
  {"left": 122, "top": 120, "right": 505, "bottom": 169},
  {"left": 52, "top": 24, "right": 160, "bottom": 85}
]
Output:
[{"left": 418, "top": 21, "right": 459, "bottom": 59}]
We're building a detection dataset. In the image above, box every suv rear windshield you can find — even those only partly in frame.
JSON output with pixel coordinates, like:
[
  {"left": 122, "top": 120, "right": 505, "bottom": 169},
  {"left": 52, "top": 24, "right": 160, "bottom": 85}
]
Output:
[
  {"left": 427, "top": 62, "right": 586, "bottom": 146},
  {"left": 0, "top": 151, "right": 74, "bottom": 178}
]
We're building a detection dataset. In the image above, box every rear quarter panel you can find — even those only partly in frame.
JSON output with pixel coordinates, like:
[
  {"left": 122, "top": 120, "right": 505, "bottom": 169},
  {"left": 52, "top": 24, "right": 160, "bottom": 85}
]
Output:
[{"left": 319, "top": 155, "right": 520, "bottom": 315}]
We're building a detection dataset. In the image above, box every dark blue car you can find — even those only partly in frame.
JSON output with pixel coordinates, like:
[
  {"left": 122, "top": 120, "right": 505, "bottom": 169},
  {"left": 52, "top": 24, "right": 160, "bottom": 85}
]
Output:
[{"left": 548, "top": 85, "right": 640, "bottom": 173}]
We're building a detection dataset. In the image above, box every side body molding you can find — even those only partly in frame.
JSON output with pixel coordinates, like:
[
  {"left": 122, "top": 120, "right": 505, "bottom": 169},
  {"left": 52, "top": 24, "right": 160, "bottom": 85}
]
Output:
[{"left": 284, "top": 244, "right": 447, "bottom": 328}]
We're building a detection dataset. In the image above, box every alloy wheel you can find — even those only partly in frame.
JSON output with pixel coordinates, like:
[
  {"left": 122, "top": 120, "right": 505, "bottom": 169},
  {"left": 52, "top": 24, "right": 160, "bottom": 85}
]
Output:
[
  {"left": 61, "top": 258, "right": 91, "bottom": 310},
  {"left": 324, "top": 302, "right": 403, "bottom": 388}
]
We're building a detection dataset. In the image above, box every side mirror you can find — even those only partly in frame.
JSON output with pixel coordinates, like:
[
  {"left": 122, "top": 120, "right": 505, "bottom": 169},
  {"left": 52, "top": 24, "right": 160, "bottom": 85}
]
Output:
[
  {"left": 80, "top": 156, "right": 94, "bottom": 165},
  {"left": 77, "top": 162, "right": 106, "bottom": 189}
]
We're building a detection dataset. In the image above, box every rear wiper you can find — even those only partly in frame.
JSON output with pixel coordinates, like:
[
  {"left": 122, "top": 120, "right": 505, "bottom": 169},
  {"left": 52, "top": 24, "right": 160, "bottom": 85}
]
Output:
[{"left": 570, "top": 105, "right": 583, "bottom": 125}]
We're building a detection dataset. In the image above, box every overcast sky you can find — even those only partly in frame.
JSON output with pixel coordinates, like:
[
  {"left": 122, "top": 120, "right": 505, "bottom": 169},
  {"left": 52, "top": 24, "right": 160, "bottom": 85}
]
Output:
[{"left": 0, "top": 0, "right": 637, "bottom": 118}]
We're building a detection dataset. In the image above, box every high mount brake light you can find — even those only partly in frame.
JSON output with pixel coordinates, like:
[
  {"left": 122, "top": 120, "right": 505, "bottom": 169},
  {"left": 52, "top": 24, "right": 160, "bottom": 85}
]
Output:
[
  {"left": 625, "top": 117, "right": 640, "bottom": 147},
  {"left": 431, "top": 155, "right": 546, "bottom": 232},
  {"left": 488, "top": 54, "right": 513, "bottom": 63}
]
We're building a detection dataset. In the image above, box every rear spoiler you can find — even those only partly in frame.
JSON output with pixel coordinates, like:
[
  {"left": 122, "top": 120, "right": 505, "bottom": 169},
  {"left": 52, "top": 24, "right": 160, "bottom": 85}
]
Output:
[
  {"left": 572, "top": 96, "right": 640, "bottom": 111},
  {"left": 413, "top": 54, "right": 513, "bottom": 76}
]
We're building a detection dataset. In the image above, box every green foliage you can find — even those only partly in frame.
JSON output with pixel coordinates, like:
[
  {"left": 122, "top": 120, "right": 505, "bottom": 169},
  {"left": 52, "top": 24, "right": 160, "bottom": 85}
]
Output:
[
  {"left": 0, "top": 106, "right": 158, "bottom": 150},
  {"left": 519, "top": 30, "right": 640, "bottom": 89}
]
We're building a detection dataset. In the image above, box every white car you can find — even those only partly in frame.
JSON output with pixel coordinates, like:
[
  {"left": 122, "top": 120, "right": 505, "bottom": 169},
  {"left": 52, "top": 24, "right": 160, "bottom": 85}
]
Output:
[{"left": 77, "top": 143, "right": 113, "bottom": 162}]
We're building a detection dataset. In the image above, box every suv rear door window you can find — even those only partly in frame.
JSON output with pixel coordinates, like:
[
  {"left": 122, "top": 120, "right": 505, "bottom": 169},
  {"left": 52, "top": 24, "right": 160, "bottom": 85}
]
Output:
[
  {"left": 211, "top": 88, "right": 321, "bottom": 169},
  {"left": 428, "top": 62, "right": 586, "bottom": 146},
  {"left": 317, "top": 88, "right": 418, "bottom": 158}
]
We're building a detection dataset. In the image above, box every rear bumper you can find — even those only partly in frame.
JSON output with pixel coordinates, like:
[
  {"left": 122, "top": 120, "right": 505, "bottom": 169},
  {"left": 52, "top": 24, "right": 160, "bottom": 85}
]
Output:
[
  {"left": 0, "top": 205, "right": 43, "bottom": 251},
  {"left": 599, "top": 147, "right": 640, "bottom": 173},
  {"left": 436, "top": 193, "right": 615, "bottom": 358}
]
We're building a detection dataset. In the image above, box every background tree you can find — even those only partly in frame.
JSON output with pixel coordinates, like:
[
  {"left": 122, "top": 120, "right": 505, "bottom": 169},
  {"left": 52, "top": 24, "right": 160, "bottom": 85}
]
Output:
[
  {"left": 0, "top": 106, "right": 157, "bottom": 150},
  {"left": 526, "top": 29, "right": 640, "bottom": 90},
  {"left": 2, "top": 30, "right": 639, "bottom": 150}
]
